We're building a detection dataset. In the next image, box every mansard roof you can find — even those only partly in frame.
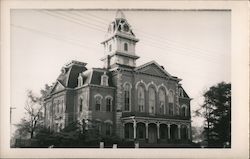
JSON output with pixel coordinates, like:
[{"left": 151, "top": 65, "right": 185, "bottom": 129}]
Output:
[
  {"left": 81, "top": 68, "right": 114, "bottom": 87},
  {"left": 135, "top": 60, "right": 182, "bottom": 81},
  {"left": 178, "top": 85, "right": 190, "bottom": 99},
  {"left": 55, "top": 60, "right": 87, "bottom": 88}
]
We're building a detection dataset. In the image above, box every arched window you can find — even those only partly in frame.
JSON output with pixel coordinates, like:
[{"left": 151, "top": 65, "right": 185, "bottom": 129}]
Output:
[
  {"left": 159, "top": 89, "right": 166, "bottom": 114},
  {"left": 78, "top": 74, "right": 83, "bottom": 87},
  {"left": 124, "top": 83, "right": 131, "bottom": 111},
  {"left": 169, "top": 90, "right": 174, "bottom": 116},
  {"left": 179, "top": 88, "right": 184, "bottom": 97},
  {"left": 61, "top": 100, "right": 64, "bottom": 113},
  {"left": 79, "top": 98, "right": 83, "bottom": 112},
  {"left": 138, "top": 86, "right": 145, "bottom": 112},
  {"left": 96, "top": 121, "right": 102, "bottom": 135},
  {"left": 101, "top": 72, "right": 109, "bottom": 86},
  {"left": 181, "top": 105, "right": 187, "bottom": 117},
  {"left": 106, "top": 97, "right": 112, "bottom": 112},
  {"left": 124, "top": 43, "right": 128, "bottom": 51},
  {"left": 57, "top": 100, "right": 60, "bottom": 113},
  {"left": 95, "top": 96, "right": 102, "bottom": 111},
  {"left": 105, "top": 123, "right": 112, "bottom": 136},
  {"left": 109, "top": 44, "right": 112, "bottom": 52},
  {"left": 149, "top": 87, "right": 156, "bottom": 114}
]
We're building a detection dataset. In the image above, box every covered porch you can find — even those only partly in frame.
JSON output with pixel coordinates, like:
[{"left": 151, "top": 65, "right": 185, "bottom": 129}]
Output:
[{"left": 121, "top": 116, "right": 191, "bottom": 144}]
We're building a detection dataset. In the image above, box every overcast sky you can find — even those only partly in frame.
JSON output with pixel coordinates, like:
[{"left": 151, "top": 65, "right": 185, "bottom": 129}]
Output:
[{"left": 11, "top": 9, "right": 231, "bottom": 128}]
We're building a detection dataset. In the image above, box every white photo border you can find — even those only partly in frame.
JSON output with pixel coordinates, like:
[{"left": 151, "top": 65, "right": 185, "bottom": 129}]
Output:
[{"left": 0, "top": 0, "right": 249, "bottom": 158}]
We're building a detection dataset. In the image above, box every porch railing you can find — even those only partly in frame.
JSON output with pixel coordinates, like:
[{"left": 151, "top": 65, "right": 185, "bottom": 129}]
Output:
[{"left": 121, "top": 112, "right": 190, "bottom": 120}]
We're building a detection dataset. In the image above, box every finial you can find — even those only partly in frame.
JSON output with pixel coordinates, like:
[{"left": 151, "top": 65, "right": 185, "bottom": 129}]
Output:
[{"left": 115, "top": 9, "right": 126, "bottom": 19}]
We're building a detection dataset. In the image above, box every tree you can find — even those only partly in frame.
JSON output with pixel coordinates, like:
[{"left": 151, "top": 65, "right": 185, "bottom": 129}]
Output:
[
  {"left": 195, "top": 82, "right": 231, "bottom": 147},
  {"left": 14, "top": 90, "right": 44, "bottom": 139}
]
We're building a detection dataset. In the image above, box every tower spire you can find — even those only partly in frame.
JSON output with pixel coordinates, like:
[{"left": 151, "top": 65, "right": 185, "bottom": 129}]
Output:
[{"left": 101, "top": 11, "right": 139, "bottom": 69}]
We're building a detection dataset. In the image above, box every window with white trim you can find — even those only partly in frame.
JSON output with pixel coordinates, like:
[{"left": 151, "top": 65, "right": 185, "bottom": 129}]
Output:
[
  {"left": 57, "top": 100, "right": 60, "bottom": 114},
  {"left": 95, "top": 96, "right": 102, "bottom": 111},
  {"left": 106, "top": 97, "right": 112, "bottom": 112},
  {"left": 96, "top": 121, "right": 102, "bottom": 135},
  {"left": 124, "top": 83, "right": 131, "bottom": 111},
  {"left": 61, "top": 100, "right": 64, "bottom": 113},
  {"left": 101, "top": 72, "right": 109, "bottom": 86},
  {"left": 149, "top": 87, "right": 156, "bottom": 114},
  {"left": 138, "top": 86, "right": 145, "bottom": 112},
  {"left": 181, "top": 105, "right": 187, "bottom": 117},
  {"left": 124, "top": 43, "right": 128, "bottom": 51},
  {"left": 105, "top": 123, "right": 112, "bottom": 136},
  {"left": 109, "top": 44, "right": 112, "bottom": 52},
  {"left": 169, "top": 90, "right": 174, "bottom": 116},
  {"left": 79, "top": 98, "right": 83, "bottom": 112},
  {"left": 179, "top": 88, "right": 184, "bottom": 97},
  {"left": 159, "top": 89, "right": 166, "bottom": 114},
  {"left": 78, "top": 74, "right": 83, "bottom": 87}
]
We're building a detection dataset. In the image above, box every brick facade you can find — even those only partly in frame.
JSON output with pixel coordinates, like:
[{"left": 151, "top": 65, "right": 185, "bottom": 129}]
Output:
[{"left": 43, "top": 11, "right": 192, "bottom": 144}]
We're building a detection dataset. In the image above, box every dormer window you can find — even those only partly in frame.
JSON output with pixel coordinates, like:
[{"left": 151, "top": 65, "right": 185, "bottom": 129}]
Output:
[
  {"left": 101, "top": 72, "right": 109, "bottom": 86},
  {"left": 179, "top": 88, "right": 184, "bottom": 97},
  {"left": 109, "top": 44, "right": 112, "bottom": 52},
  {"left": 124, "top": 43, "right": 128, "bottom": 51},
  {"left": 123, "top": 24, "right": 129, "bottom": 32},
  {"left": 78, "top": 73, "right": 83, "bottom": 87}
]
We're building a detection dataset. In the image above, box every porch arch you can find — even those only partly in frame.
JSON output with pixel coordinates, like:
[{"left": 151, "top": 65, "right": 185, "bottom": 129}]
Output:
[
  {"left": 181, "top": 124, "right": 188, "bottom": 140},
  {"left": 170, "top": 124, "right": 178, "bottom": 141},
  {"left": 124, "top": 123, "right": 134, "bottom": 139},
  {"left": 159, "top": 124, "right": 168, "bottom": 140}
]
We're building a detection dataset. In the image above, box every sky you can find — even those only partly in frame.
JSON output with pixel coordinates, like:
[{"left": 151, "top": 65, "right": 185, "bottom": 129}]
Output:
[{"left": 10, "top": 9, "right": 231, "bottom": 129}]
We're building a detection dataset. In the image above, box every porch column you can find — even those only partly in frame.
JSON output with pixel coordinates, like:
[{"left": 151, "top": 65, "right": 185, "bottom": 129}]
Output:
[
  {"left": 133, "top": 120, "right": 137, "bottom": 139},
  {"left": 187, "top": 125, "right": 191, "bottom": 140},
  {"left": 121, "top": 123, "right": 125, "bottom": 139},
  {"left": 178, "top": 124, "right": 181, "bottom": 139},
  {"left": 167, "top": 124, "right": 171, "bottom": 140},
  {"left": 157, "top": 123, "right": 160, "bottom": 139},
  {"left": 145, "top": 123, "right": 149, "bottom": 139}
]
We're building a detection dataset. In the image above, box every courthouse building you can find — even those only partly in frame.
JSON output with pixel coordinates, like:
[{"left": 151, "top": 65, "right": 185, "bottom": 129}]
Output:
[{"left": 44, "top": 11, "right": 192, "bottom": 144}]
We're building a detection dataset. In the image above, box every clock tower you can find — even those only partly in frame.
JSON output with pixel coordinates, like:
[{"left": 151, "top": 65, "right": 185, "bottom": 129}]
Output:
[{"left": 101, "top": 10, "right": 139, "bottom": 69}]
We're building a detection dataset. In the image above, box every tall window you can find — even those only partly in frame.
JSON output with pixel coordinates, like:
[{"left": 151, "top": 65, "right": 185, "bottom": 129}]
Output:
[
  {"left": 149, "top": 87, "right": 156, "bottom": 114},
  {"left": 138, "top": 86, "right": 145, "bottom": 112},
  {"left": 46, "top": 104, "right": 50, "bottom": 121},
  {"left": 105, "top": 123, "right": 112, "bottom": 136},
  {"left": 179, "top": 88, "right": 184, "bottom": 97},
  {"left": 124, "top": 43, "right": 128, "bottom": 51},
  {"left": 78, "top": 74, "right": 83, "bottom": 87},
  {"left": 109, "top": 44, "right": 112, "bottom": 52},
  {"left": 95, "top": 96, "right": 101, "bottom": 111},
  {"left": 96, "top": 121, "right": 101, "bottom": 135},
  {"left": 61, "top": 100, "right": 64, "bottom": 113},
  {"left": 169, "top": 91, "right": 174, "bottom": 116},
  {"left": 101, "top": 72, "right": 109, "bottom": 86},
  {"left": 57, "top": 100, "right": 60, "bottom": 113},
  {"left": 159, "top": 89, "right": 166, "bottom": 114},
  {"left": 79, "top": 98, "right": 83, "bottom": 112},
  {"left": 124, "top": 83, "right": 130, "bottom": 111},
  {"left": 181, "top": 105, "right": 187, "bottom": 117},
  {"left": 106, "top": 98, "right": 112, "bottom": 112}
]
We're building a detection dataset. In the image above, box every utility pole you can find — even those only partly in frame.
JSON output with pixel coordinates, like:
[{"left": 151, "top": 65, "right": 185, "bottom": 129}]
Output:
[
  {"left": 10, "top": 107, "right": 16, "bottom": 125},
  {"left": 10, "top": 107, "right": 16, "bottom": 147},
  {"left": 10, "top": 107, "right": 16, "bottom": 135}
]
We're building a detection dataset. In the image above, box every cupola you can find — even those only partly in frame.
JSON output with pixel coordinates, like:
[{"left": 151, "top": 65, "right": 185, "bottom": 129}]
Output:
[{"left": 101, "top": 10, "right": 139, "bottom": 69}]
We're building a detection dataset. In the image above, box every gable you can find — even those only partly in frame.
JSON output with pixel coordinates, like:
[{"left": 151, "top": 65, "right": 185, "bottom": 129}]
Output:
[
  {"left": 135, "top": 62, "right": 171, "bottom": 78},
  {"left": 50, "top": 81, "right": 65, "bottom": 94}
]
